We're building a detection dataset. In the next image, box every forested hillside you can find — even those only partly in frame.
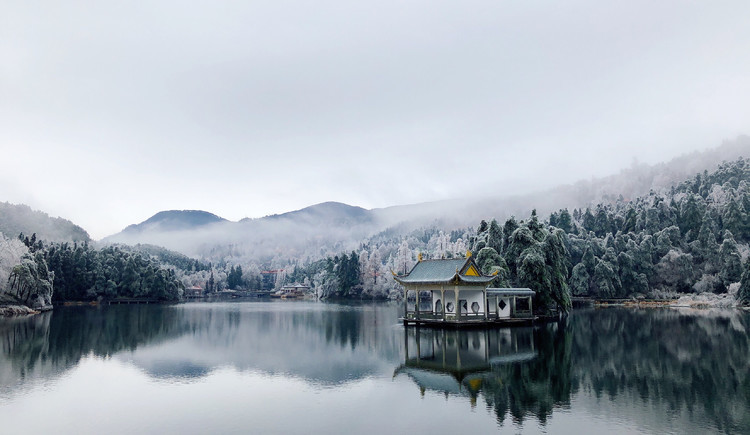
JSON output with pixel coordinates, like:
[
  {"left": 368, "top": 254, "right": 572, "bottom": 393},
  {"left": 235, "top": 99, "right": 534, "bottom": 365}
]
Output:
[
  {"left": 462, "top": 157, "right": 750, "bottom": 308},
  {"left": 32, "top": 240, "right": 185, "bottom": 302},
  {"left": 0, "top": 202, "right": 90, "bottom": 243},
  {"left": 3, "top": 147, "right": 750, "bottom": 310},
  {"left": 286, "top": 157, "right": 750, "bottom": 311},
  {"left": 102, "top": 138, "right": 750, "bottom": 266}
]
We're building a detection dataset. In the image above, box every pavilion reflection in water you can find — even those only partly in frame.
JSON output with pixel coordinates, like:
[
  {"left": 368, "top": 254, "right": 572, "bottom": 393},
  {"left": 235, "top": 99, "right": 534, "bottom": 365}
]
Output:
[{"left": 394, "top": 327, "right": 537, "bottom": 403}]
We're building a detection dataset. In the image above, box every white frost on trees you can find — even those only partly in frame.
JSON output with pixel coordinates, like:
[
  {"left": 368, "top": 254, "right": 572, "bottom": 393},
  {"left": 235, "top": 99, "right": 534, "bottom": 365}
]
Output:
[
  {"left": 394, "top": 240, "right": 414, "bottom": 275},
  {"left": 0, "top": 232, "right": 29, "bottom": 293}
]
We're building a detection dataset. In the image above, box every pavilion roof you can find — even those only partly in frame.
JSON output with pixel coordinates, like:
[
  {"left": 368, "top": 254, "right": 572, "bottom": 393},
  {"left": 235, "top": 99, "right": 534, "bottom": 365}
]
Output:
[
  {"left": 393, "top": 257, "right": 495, "bottom": 286},
  {"left": 486, "top": 288, "right": 535, "bottom": 297}
]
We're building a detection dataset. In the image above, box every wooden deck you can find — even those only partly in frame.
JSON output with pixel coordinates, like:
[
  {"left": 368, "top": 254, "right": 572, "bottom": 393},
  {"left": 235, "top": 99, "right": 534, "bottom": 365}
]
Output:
[{"left": 401, "top": 316, "right": 539, "bottom": 329}]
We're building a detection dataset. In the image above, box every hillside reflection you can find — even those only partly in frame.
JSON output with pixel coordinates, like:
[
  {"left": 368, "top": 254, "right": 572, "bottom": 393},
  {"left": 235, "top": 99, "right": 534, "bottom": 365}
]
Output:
[
  {"left": 394, "top": 309, "right": 750, "bottom": 432},
  {"left": 0, "top": 302, "right": 401, "bottom": 394},
  {"left": 1, "top": 303, "right": 749, "bottom": 432},
  {"left": 0, "top": 305, "right": 188, "bottom": 395},
  {"left": 570, "top": 308, "right": 750, "bottom": 433}
]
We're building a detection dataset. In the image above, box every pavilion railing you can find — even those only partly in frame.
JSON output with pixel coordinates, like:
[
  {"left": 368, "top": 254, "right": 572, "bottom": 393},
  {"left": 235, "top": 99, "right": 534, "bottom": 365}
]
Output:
[{"left": 404, "top": 311, "right": 488, "bottom": 321}]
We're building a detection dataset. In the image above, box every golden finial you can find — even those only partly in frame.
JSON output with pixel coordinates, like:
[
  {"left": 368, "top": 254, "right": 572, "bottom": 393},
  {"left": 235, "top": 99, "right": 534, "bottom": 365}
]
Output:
[
  {"left": 466, "top": 250, "right": 472, "bottom": 258},
  {"left": 418, "top": 252, "right": 423, "bottom": 262}
]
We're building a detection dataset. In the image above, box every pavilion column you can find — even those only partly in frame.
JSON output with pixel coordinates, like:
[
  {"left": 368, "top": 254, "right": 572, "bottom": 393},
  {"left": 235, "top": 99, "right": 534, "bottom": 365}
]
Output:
[
  {"left": 456, "top": 339, "right": 461, "bottom": 370},
  {"left": 484, "top": 329, "right": 490, "bottom": 361},
  {"left": 416, "top": 328, "right": 421, "bottom": 359},
  {"left": 404, "top": 288, "right": 408, "bottom": 319},
  {"left": 454, "top": 285, "right": 459, "bottom": 320},
  {"left": 528, "top": 295, "right": 533, "bottom": 318},
  {"left": 440, "top": 287, "right": 445, "bottom": 321},
  {"left": 441, "top": 330, "right": 446, "bottom": 367},
  {"left": 416, "top": 288, "right": 420, "bottom": 320},
  {"left": 483, "top": 288, "right": 488, "bottom": 320},
  {"left": 404, "top": 328, "right": 409, "bottom": 359}
]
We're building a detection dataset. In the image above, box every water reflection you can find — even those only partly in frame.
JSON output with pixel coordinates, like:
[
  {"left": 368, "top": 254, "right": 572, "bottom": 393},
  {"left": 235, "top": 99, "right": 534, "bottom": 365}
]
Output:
[
  {"left": 0, "top": 305, "right": 188, "bottom": 395},
  {"left": 0, "top": 303, "right": 748, "bottom": 432},
  {"left": 570, "top": 308, "right": 750, "bottom": 433},
  {"left": 124, "top": 302, "right": 402, "bottom": 384},
  {"left": 0, "top": 302, "right": 402, "bottom": 394},
  {"left": 395, "top": 324, "right": 573, "bottom": 425},
  {"left": 393, "top": 309, "right": 750, "bottom": 432},
  {"left": 394, "top": 328, "right": 537, "bottom": 398}
]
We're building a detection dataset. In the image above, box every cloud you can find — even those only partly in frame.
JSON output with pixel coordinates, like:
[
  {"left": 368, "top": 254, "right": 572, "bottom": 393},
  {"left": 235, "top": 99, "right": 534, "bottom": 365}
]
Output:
[{"left": 2, "top": 1, "right": 750, "bottom": 238}]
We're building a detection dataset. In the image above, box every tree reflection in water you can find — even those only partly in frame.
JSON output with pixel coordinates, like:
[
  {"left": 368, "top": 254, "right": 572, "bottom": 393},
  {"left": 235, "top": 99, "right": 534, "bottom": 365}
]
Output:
[
  {"left": 1, "top": 303, "right": 749, "bottom": 432},
  {"left": 395, "top": 308, "right": 750, "bottom": 432},
  {"left": 0, "top": 305, "right": 187, "bottom": 394},
  {"left": 0, "top": 302, "right": 399, "bottom": 391},
  {"left": 394, "top": 323, "right": 572, "bottom": 425}
]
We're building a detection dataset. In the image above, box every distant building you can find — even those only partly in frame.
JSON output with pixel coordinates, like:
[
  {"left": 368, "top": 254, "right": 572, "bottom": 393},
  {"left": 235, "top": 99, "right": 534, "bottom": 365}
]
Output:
[
  {"left": 271, "top": 284, "right": 311, "bottom": 299},
  {"left": 279, "top": 284, "right": 310, "bottom": 293},
  {"left": 185, "top": 285, "right": 204, "bottom": 298}
]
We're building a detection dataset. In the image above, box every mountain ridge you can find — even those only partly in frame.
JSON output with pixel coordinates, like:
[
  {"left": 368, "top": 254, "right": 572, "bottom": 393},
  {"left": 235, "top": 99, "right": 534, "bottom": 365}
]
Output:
[
  {"left": 99, "top": 136, "right": 750, "bottom": 261},
  {"left": 0, "top": 202, "right": 91, "bottom": 243},
  {"left": 120, "top": 210, "right": 228, "bottom": 234}
]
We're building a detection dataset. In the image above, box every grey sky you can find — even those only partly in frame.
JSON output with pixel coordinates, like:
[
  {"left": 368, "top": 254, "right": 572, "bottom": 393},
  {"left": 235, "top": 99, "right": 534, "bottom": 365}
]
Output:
[{"left": 2, "top": 1, "right": 749, "bottom": 239}]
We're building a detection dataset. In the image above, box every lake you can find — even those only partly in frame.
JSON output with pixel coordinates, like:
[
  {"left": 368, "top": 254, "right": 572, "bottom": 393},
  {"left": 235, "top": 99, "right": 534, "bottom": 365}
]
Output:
[{"left": 0, "top": 301, "right": 748, "bottom": 434}]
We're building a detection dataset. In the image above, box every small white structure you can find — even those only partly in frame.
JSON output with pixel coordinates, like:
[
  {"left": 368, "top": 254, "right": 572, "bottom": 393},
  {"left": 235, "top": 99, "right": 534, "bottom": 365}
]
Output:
[
  {"left": 487, "top": 288, "right": 535, "bottom": 319},
  {"left": 272, "top": 284, "right": 310, "bottom": 298}
]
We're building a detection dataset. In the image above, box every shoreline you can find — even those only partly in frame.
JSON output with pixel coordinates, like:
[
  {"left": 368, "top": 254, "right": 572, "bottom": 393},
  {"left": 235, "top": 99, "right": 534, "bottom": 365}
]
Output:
[
  {"left": 576, "top": 295, "right": 744, "bottom": 310},
  {"left": 0, "top": 305, "right": 40, "bottom": 316}
]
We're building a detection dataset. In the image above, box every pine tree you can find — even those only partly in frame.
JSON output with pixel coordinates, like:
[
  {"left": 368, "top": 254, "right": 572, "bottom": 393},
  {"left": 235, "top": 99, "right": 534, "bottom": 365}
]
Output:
[
  {"left": 502, "top": 217, "right": 519, "bottom": 252},
  {"left": 582, "top": 208, "right": 595, "bottom": 233},
  {"left": 719, "top": 234, "right": 743, "bottom": 286},
  {"left": 738, "top": 258, "right": 750, "bottom": 306},
  {"left": 570, "top": 263, "right": 590, "bottom": 296},
  {"left": 557, "top": 209, "right": 573, "bottom": 234},
  {"left": 487, "top": 219, "right": 503, "bottom": 253},
  {"left": 542, "top": 229, "right": 572, "bottom": 310},
  {"left": 723, "top": 199, "right": 747, "bottom": 242},
  {"left": 679, "top": 194, "right": 703, "bottom": 239},
  {"left": 593, "top": 259, "right": 619, "bottom": 298}
]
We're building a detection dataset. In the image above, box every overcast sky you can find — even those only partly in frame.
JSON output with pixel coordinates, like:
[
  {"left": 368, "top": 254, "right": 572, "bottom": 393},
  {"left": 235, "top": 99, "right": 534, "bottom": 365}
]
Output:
[{"left": 2, "top": 1, "right": 750, "bottom": 239}]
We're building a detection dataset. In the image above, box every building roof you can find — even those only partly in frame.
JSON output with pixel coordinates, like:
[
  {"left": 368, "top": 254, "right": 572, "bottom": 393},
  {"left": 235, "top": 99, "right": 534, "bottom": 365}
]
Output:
[
  {"left": 486, "top": 288, "right": 535, "bottom": 297},
  {"left": 281, "top": 284, "right": 310, "bottom": 290},
  {"left": 393, "top": 257, "right": 495, "bottom": 286}
]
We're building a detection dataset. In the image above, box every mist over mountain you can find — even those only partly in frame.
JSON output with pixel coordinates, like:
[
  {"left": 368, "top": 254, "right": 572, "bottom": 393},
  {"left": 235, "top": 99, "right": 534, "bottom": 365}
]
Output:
[
  {"left": 120, "top": 210, "right": 227, "bottom": 234},
  {"left": 102, "top": 136, "right": 750, "bottom": 265},
  {"left": 380, "top": 135, "right": 750, "bottom": 230},
  {"left": 104, "top": 202, "right": 379, "bottom": 262},
  {"left": 260, "top": 201, "right": 371, "bottom": 226},
  {"left": 0, "top": 202, "right": 90, "bottom": 243},
  {"left": 2, "top": 137, "right": 750, "bottom": 303}
]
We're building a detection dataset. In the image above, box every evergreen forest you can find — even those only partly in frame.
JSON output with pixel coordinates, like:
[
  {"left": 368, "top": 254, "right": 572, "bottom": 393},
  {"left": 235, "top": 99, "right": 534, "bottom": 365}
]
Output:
[
  {"left": 293, "top": 157, "right": 750, "bottom": 312},
  {"left": 2, "top": 157, "right": 750, "bottom": 312}
]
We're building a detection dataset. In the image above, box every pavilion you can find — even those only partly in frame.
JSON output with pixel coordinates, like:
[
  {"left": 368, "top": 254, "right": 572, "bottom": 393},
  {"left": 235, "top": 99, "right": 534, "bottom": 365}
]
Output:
[{"left": 393, "top": 254, "right": 536, "bottom": 327}]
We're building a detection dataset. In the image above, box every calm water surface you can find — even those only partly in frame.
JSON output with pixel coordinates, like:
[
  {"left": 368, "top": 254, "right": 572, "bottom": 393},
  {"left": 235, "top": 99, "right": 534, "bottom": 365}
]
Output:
[{"left": 0, "top": 302, "right": 748, "bottom": 434}]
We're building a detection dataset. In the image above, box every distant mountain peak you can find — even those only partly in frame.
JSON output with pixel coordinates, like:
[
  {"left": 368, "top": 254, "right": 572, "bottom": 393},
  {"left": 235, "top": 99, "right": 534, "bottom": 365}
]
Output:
[
  {"left": 264, "top": 201, "right": 371, "bottom": 224},
  {"left": 122, "top": 210, "right": 227, "bottom": 233}
]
